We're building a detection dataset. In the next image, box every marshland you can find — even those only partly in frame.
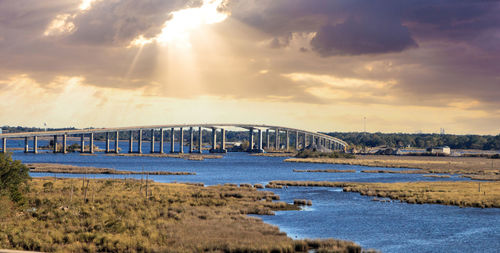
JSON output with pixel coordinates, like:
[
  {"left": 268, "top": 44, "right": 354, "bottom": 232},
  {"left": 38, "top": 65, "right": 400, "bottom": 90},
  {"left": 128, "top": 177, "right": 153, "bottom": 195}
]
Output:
[{"left": 2, "top": 138, "right": 500, "bottom": 252}]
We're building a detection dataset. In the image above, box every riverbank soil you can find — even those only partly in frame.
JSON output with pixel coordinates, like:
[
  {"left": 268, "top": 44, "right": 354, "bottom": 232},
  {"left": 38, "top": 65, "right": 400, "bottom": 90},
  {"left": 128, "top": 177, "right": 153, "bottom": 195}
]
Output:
[
  {"left": 0, "top": 178, "right": 371, "bottom": 252},
  {"left": 269, "top": 180, "right": 500, "bottom": 208},
  {"left": 285, "top": 155, "right": 500, "bottom": 180}
]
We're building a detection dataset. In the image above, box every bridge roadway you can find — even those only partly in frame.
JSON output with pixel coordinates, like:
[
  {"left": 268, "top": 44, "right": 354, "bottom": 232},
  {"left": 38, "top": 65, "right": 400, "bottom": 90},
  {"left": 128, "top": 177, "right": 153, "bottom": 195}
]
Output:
[{"left": 0, "top": 124, "right": 347, "bottom": 154}]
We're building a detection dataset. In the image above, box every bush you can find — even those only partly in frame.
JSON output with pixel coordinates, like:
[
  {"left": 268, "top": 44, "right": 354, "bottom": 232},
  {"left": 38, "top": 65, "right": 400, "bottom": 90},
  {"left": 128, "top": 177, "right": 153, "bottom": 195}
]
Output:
[{"left": 0, "top": 153, "right": 31, "bottom": 204}]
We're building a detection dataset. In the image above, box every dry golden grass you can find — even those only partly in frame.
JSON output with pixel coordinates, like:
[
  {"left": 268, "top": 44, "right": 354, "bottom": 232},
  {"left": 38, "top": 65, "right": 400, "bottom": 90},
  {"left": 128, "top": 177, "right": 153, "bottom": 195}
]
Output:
[
  {"left": 106, "top": 153, "right": 223, "bottom": 160},
  {"left": 269, "top": 180, "right": 500, "bottom": 208},
  {"left": 0, "top": 178, "right": 369, "bottom": 253},
  {"left": 27, "top": 163, "right": 194, "bottom": 175},
  {"left": 252, "top": 152, "right": 297, "bottom": 157},
  {"left": 285, "top": 155, "right": 500, "bottom": 180},
  {"left": 294, "top": 169, "right": 356, "bottom": 173}
]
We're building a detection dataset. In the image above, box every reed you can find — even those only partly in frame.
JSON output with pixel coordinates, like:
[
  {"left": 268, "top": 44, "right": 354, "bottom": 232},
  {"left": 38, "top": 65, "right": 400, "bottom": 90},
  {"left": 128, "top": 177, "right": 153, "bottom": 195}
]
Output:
[{"left": 0, "top": 178, "right": 368, "bottom": 252}]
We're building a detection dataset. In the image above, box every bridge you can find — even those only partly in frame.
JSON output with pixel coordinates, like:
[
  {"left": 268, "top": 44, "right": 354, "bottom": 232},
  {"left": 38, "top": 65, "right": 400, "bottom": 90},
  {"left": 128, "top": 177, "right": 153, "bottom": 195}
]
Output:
[{"left": 0, "top": 124, "right": 347, "bottom": 154}]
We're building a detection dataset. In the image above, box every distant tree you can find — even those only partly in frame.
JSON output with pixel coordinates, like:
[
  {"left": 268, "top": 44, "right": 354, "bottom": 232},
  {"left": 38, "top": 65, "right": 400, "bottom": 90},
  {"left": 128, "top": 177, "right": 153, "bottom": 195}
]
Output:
[{"left": 0, "top": 153, "right": 31, "bottom": 204}]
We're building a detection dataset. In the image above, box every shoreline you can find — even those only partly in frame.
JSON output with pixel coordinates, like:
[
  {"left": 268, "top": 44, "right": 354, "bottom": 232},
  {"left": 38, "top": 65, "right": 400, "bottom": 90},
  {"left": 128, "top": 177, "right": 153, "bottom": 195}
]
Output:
[
  {"left": 27, "top": 163, "right": 195, "bottom": 175},
  {"left": 267, "top": 180, "right": 500, "bottom": 208},
  {"left": 285, "top": 155, "right": 500, "bottom": 181},
  {"left": 0, "top": 178, "right": 374, "bottom": 252}
]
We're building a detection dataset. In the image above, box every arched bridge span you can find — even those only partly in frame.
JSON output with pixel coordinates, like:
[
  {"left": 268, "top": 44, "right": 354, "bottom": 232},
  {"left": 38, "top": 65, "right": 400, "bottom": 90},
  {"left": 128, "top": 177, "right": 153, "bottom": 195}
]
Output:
[{"left": 0, "top": 124, "right": 347, "bottom": 154}]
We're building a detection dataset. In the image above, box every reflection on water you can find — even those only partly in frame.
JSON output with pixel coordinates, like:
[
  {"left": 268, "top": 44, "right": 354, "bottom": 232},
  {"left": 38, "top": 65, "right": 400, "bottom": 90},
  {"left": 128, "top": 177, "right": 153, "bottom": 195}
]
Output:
[{"left": 8, "top": 140, "right": 500, "bottom": 253}]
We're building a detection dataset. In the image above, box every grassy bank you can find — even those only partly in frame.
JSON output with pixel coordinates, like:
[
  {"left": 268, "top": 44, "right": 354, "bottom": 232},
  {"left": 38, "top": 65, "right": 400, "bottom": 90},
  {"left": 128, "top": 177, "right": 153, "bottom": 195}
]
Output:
[
  {"left": 0, "top": 178, "right": 372, "bottom": 252},
  {"left": 27, "top": 163, "right": 194, "bottom": 175},
  {"left": 285, "top": 155, "right": 500, "bottom": 180},
  {"left": 106, "top": 153, "right": 223, "bottom": 160},
  {"left": 268, "top": 180, "right": 500, "bottom": 208},
  {"left": 293, "top": 169, "right": 356, "bottom": 173}
]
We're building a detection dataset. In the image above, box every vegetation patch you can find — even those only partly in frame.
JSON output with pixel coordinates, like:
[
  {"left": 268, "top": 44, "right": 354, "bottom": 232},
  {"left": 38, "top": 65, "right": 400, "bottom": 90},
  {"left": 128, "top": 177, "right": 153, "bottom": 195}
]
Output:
[
  {"left": 28, "top": 163, "right": 195, "bottom": 175},
  {"left": 268, "top": 180, "right": 500, "bottom": 208},
  {"left": 0, "top": 175, "right": 375, "bottom": 252},
  {"left": 294, "top": 169, "right": 356, "bottom": 173},
  {"left": 295, "top": 150, "right": 355, "bottom": 159},
  {"left": 285, "top": 155, "right": 500, "bottom": 180}
]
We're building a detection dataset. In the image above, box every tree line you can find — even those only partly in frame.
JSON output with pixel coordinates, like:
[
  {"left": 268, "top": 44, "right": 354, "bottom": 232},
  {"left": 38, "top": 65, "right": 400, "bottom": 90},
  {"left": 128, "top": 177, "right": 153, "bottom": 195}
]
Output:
[{"left": 325, "top": 132, "right": 500, "bottom": 150}]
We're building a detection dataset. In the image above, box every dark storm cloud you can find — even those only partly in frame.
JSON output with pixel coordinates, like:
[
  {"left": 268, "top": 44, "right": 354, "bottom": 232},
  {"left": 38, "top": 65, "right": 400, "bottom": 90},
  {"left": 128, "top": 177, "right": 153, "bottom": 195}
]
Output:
[{"left": 310, "top": 17, "right": 417, "bottom": 56}]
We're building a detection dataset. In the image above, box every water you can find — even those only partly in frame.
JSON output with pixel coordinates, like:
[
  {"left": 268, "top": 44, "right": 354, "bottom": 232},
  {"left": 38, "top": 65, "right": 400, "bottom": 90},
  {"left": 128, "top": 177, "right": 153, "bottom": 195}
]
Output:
[{"left": 8, "top": 140, "right": 500, "bottom": 252}]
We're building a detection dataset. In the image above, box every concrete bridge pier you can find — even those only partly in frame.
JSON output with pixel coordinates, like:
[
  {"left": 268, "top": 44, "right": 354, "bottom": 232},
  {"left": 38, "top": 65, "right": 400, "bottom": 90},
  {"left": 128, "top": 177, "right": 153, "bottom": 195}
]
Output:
[
  {"left": 81, "top": 135, "right": 85, "bottom": 153},
  {"left": 221, "top": 128, "right": 226, "bottom": 153},
  {"left": 179, "top": 128, "right": 184, "bottom": 153},
  {"left": 106, "top": 132, "right": 110, "bottom": 153},
  {"left": 150, "top": 129, "right": 155, "bottom": 153},
  {"left": 24, "top": 137, "right": 29, "bottom": 153},
  {"left": 170, "top": 128, "right": 175, "bottom": 153},
  {"left": 62, "top": 134, "right": 67, "bottom": 154},
  {"left": 1, "top": 138, "right": 6, "bottom": 153},
  {"left": 285, "top": 130, "right": 289, "bottom": 151},
  {"left": 89, "top": 133, "right": 94, "bottom": 154},
  {"left": 189, "top": 127, "right": 194, "bottom": 153},
  {"left": 33, "top": 136, "right": 38, "bottom": 154},
  {"left": 53, "top": 136, "right": 58, "bottom": 153},
  {"left": 160, "top": 129, "right": 164, "bottom": 154},
  {"left": 248, "top": 128, "right": 254, "bottom": 152},
  {"left": 115, "top": 131, "right": 119, "bottom": 153},
  {"left": 138, "top": 130, "right": 143, "bottom": 154},
  {"left": 128, "top": 131, "right": 133, "bottom": 153},
  {"left": 210, "top": 128, "right": 217, "bottom": 152},
  {"left": 295, "top": 131, "right": 299, "bottom": 150},
  {"left": 275, "top": 128, "right": 279, "bottom": 150},
  {"left": 257, "top": 129, "right": 263, "bottom": 153},
  {"left": 198, "top": 127, "right": 203, "bottom": 153},
  {"left": 265, "top": 129, "right": 270, "bottom": 150}
]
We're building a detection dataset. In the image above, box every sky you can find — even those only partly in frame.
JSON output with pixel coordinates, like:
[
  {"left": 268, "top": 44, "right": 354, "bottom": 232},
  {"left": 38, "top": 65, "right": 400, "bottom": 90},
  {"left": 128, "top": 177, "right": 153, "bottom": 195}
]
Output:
[{"left": 0, "top": 0, "right": 499, "bottom": 134}]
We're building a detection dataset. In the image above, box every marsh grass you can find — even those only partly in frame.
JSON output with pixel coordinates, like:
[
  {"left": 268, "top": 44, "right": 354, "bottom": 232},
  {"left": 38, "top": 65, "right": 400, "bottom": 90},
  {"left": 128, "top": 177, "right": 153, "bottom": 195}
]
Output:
[
  {"left": 269, "top": 180, "right": 500, "bottom": 208},
  {"left": 27, "top": 163, "right": 194, "bottom": 175},
  {"left": 285, "top": 155, "right": 500, "bottom": 180},
  {"left": 0, "top": 178, "right": 369, "bottom": 252},
  {"left": 294, "top": 169, "right": 356, "bottom": 173}
]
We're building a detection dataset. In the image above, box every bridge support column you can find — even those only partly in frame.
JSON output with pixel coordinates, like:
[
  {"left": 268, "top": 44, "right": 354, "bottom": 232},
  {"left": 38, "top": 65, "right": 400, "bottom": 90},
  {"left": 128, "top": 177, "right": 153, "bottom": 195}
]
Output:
[
  {"left": 221, "top": 128, "right": 226, "bottom": 152},
  {"left": 62, "top": 134, "right": 67, "bottom": 154},
  {"left": 33, "top": 136, "right": 38, "bottom": 154},
  {"left": 189, "top": 127, "right": 194, "bottom": 153},
  {"left": 1, "top": 138, "right": 6, "bottom": 153},
  {"left": 248, "top": 128, "right": 254, "bottom": 152},
  {"left": 210, "top": 128, "right": 217, "bottom": 152},
  {"left": 266, "top": 129, "right": 270, "bottom": 150},
  {"left": 304, "top": 133, "right": 308, "bottom": 148},
  {"left": 150, "top": 129, "right": 155, "bottom": 153},
  {"left": 115, "top": 131, "right": 119, "bottom": 153},
  {"left": 285, "top": 130, "right": 289, "bottom": 151},
  {"left": 24, "top": 137, "right": 29, "bottom": 153},
  {"left": 138, "top": 130, "right": 143, "bottom": 154},
  {"left": 81, "top": 135, "right": 85, "bottom": 153},
  {"left": 106, "top": 132, "right": 110, "bottom": 153},
  {"left": 295, "top": 131, "right": 299, "bottom": 150},
  {"left": 53, "top": 135, "right": 58, "bottom": 153},
  {"left": 275, "top": 129, "right": 279, "bottom": 150},
  {"left": 257, "top": 129, "right": 263, "bottom": 153},
  {"left": 179, "top": 128, "right": 184, "bottom": 153},
  {"left": 128, "top": 131, "right": 133, "bottom": 153},
  {"left": 89, "top": 133, "right": 94, "bottom": 154},
  {"left": 198, "top": 127, "right": 203, "bottom": 153},
  {"left": 170, "top": 128, "right": 175, "bottom": 153},
  {"left": 160, "top": 129, "right": 164, "bottom": 154}
]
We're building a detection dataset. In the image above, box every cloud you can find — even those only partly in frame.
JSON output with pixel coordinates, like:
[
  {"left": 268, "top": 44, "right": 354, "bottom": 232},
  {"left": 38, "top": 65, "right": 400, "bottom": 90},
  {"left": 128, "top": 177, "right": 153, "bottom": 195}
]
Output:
[{"left": 311, "top": 17, "right": 418, "bottom": 56}]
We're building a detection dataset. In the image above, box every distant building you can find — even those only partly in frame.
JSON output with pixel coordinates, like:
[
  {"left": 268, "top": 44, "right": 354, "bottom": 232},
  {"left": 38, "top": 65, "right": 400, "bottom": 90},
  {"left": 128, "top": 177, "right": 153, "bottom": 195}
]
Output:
[{"left": 427, "top": 146, "right": 451, "bottom": 155}]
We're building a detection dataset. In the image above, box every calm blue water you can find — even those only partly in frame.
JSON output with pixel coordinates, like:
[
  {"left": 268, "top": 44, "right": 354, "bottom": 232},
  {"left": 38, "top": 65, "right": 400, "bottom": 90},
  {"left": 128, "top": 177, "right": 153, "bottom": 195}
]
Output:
[{"left": 8, "top": 140, "right": 500, "bottom": 252}]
